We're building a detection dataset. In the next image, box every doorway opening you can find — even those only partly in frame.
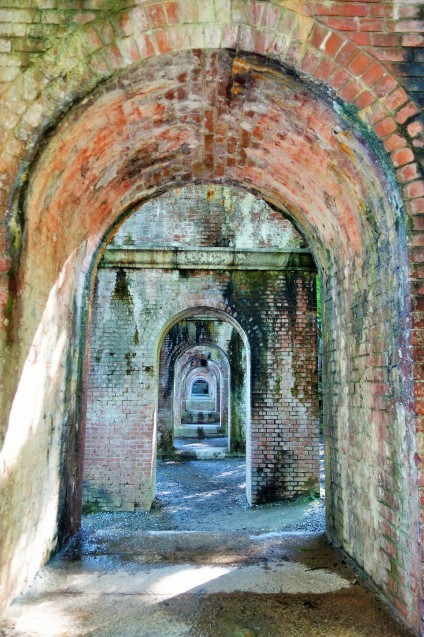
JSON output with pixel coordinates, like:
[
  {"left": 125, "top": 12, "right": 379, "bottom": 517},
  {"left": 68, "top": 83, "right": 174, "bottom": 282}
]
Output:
[
  {"left": 157, "top": 318, "right": 246, "bottom": 459},
  {"left": 82, "top": 184, "right": 320, "bottom": 519},
  {"left": 3, "top": 45, "right": 420, "bottom": 634}
]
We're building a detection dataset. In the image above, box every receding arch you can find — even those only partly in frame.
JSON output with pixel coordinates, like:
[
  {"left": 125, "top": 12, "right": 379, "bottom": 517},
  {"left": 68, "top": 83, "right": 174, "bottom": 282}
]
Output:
[
  {"left": 158, "top": 338, "right": 232, "bottom": 453},
  {"left": 177, "top": 353, "right": 226, "bottom": 434},
  {"left": 0, "top": 46, "right": 420, "bottom": 632},
  {"left": 190, "top": 378, "right": 211, "bottom": 396},
  {"left": 153, "top": 305, "right": 252, "bottom": 502}
]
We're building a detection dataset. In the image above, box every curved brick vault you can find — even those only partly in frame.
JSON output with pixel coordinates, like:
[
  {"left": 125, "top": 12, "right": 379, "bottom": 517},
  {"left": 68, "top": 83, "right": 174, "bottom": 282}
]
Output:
[
  {"left": 161, "top": 341, "right": 232, "bottom": 450},
  {"left": 0, "top": 9, "right": 423, "bottom": 636},
  {"left": 178, "top": 361, "right": 222, "bottom": 426},
  {"left": 1, "top": 2, "right": 423, "bottom": 329}
]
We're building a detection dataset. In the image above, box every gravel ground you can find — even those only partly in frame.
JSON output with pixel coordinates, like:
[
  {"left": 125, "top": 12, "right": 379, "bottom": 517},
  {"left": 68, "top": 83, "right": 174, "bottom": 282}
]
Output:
[
  {"left": 3, "top": 445, "right": 414, "bottom": 637},
  {"left": 83, "top": 442, "right": 325, "bottom": 535}
]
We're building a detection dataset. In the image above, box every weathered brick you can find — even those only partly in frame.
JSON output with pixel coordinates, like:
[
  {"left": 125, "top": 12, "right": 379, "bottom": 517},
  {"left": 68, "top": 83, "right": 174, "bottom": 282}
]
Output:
[
  {"left": 404, "top": 180, "right": 424, "bottom": 199},
  {"left": 372, "top": 33, "right": 399, "bottom": 47},
  {"left": 354, "top": 89, "right": 375, "bottom": 109},
  {"left": 85, "top": 190, "right": 319, "bottom": 508},
  {"left": 323, "top": 31, "right": 344, "bottom": 56},
  {"left": 374, "top": 116, "right": 397, "bottom": 138},
  {"left": 131, "top": 7, "right": 149, "bottom": 32},
  {"left": 396, "top": 101, "right": 419, "bottom": 124},
  {"left": 147, "top": 3, "right": 167, "bottom": 28},
  {"left": 348, "top": 31, "right": 372, "bottom": 46},
  {"left": 335, "top": 40, "right": 358, "bottom": 65},
  {"left": 320, "top": 16, "right": 358, "bottom": 31},
  {"left": 394, "top": 20, "right": 424, "bottom": 34},
  {"left": 401, "top": 34, "right": 424, "bottom": 47},
  {"left": 0, "top": 10, "right": 422, "bottom": 636},
  {"left": 342, "top": 3, "right": 367, "bottom": 17},
  {"left": 383, "top": 133, "right": 406, "bottom": 151},
  {"left": 397, "top": 162, "right": 420, "bottom": 183},
  {"left": 315, "top": 2, "right": 341, "bottom": 16},
  {"left": 384, "top": 87, "right": 409, "bottom": 110},
  {"left": 361, "top": 62, "right": 386, "bottom": 87}
]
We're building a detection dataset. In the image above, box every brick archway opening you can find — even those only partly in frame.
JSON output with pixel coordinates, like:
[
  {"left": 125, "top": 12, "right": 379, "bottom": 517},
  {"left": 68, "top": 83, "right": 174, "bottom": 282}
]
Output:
[
  {"left": 154, "top": 306, "right": 252, "bottom": 503},
  {"left": 83, "top": 182, "right": 320, "bottom": 511},
  {"left": 1, "top": 48, "right": 421, "bottom": 630},
  {"left": 173, "top": 348, "right": 229, "bottom": 445}
]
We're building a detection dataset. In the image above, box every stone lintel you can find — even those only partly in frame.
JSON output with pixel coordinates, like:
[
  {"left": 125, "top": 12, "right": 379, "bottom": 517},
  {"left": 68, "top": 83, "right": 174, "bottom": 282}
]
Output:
[{"left": 100, "top": 247, "right": 316, "bottom": 271}]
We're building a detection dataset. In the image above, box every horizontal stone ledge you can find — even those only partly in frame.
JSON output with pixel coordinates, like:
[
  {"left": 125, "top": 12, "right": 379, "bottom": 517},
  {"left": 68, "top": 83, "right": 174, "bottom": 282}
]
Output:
[{"left": 100, "top": 247, "right": 316, "bottom": 271}]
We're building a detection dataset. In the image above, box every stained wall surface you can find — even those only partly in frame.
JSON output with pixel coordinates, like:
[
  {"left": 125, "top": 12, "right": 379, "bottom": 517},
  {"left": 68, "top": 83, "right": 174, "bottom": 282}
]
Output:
[
  {"left": 0, "top": 3, "right": 423, "bottom": 633},
  {"left": 83, "top": 188, "right": 319, "bottom": 510}
]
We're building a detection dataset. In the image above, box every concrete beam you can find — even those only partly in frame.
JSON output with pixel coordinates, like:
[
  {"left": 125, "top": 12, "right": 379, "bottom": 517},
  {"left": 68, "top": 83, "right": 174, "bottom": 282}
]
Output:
[{"left": 100, "top": 247, "right": 316, "bottom": 271}]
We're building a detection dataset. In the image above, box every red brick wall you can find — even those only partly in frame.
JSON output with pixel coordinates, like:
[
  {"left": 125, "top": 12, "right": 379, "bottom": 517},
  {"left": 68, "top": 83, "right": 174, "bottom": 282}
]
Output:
[
  {"left": 0, "top": 2, "right": 422, "bottom": 109},
  {"left": 0, "top": 3, "right": 423, "bottom": 632},
  {"left": 84, "top": 263, "right": 319, "bottom": 509}
]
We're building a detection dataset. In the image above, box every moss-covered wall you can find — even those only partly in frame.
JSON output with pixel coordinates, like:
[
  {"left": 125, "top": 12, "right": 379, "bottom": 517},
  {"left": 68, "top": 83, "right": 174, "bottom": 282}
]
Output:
[
  {"left": 84, "top": 263, "right": 319, "bottom": 510},
  {"left": 0, "top": 16, "right": 422, "bottom": 630}
]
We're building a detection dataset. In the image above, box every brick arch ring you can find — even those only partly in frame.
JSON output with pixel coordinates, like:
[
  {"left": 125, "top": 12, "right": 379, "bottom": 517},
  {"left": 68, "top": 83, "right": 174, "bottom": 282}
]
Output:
[
  {"left": 172, "top": 344, "right": 232, "bottom": 428},
  {"left": 1, "top": 0, "right": 422, "bottom": 279},
  {"left": 152, "top": 303, "right": 252, "bottom": 457},
  {"left": 157, "top": 332, "right": 235, "bottom": 425},
  {"left": 3, "top": 51, "right": 418, "bottom": 482},
  {"left": 169, "top": 342, "right": 234, "bottom": 372},
  {"left": 163, "top": 349, "right": 229, "bottom": 440},
  {"left": 10, "top": 49, "right": 419, "bottom": 567},
  {"left": 152, "top": 303, "right": 252, "bottom": 363},
  {"left": 0, "top": 17, "right": 423, "bottom": 634}
]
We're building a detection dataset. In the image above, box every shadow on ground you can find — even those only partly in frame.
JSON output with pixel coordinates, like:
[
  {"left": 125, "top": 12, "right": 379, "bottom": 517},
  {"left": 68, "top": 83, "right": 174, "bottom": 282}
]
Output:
[{"left": 0, "top": 455, "right": 414, "bottom": 637}]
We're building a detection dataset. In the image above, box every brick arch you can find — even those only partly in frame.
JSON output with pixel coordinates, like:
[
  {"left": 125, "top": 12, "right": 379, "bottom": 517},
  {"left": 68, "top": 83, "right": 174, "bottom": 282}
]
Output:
[
  {"left": 1, "top": 1, "right": 422, "bottom": 283},
  {"left": 0, "top": 42, "right": 422, "bottom": 636},
  {"left": 185, "top": 368, "right": 218, "bottom": 399},
  {"left": 174, "top": 345, "right": 231, "bottom": 393},
  {"left": 165, "top": 337, "right": 236, "bottom": 450},
  {"left": 2, "top": 10, "right": 422, "bottom": 482},
  {"left": 145, "top": 301, "right": 251, "bottom": 363},
  {"left": 153, "top": 305, "right": 251, "bottom": 493},
  {"left": 15, "top": 47, "right": 405, "bottom": 277},
  {"left": 180, "top": 363, "right": 222, "bottom": 421},
  {"left": 153, "top": 304, "right": 250, "bottom": 455},
  {"left": 156, "top": 325, "right": 235, "bottom": 452},
  {"left": 152, "top": 303, "right": 252, "bottom": 362}
]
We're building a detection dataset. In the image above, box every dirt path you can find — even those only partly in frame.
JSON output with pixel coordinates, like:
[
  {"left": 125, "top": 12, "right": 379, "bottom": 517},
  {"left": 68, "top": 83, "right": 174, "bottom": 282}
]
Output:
[
  {"left": 82, "top": 455, "right": 325, "bottom": 536},
  {"left": 0, "top": 531, "right": 413, "bottom": 637},
  {"left": 0, "top": 455, "right": 414, "bottom": 637}
]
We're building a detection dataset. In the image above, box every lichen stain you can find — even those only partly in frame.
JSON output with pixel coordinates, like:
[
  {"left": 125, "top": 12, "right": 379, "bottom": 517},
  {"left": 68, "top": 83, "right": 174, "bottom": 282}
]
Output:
[
  {"left": 224, "top": 270, "right": 272, "bottom": 387},
  {"left": 124, "top": 351, "right": 138, "bottom": 375},
  {"left": 112, "top": 268, "right": 132, "bottom": 302},
  {"left": 255, "top": 448, "right": 294, "bottom": 503},
  {"left": 284, "top": 273, "right": 318, "bottom": 408},
  {"left": 284, "top": 271, "right": 299, "bottom": 334},
  {"left": 111, "top": 268, "right": 135, "bottom": 329},
  {"left": 228, "top": 328, "right": 246, "bottom": 451}
]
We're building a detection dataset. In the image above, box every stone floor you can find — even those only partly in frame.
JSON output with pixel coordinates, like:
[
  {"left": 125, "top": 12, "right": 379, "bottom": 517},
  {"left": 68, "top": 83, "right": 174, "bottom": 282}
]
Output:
[
  {"left": 0, "top": 455, "right": 415, "bottom": 637},
  {"left": 0, "top": 532, "right": 414, "bottom": 637}
]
